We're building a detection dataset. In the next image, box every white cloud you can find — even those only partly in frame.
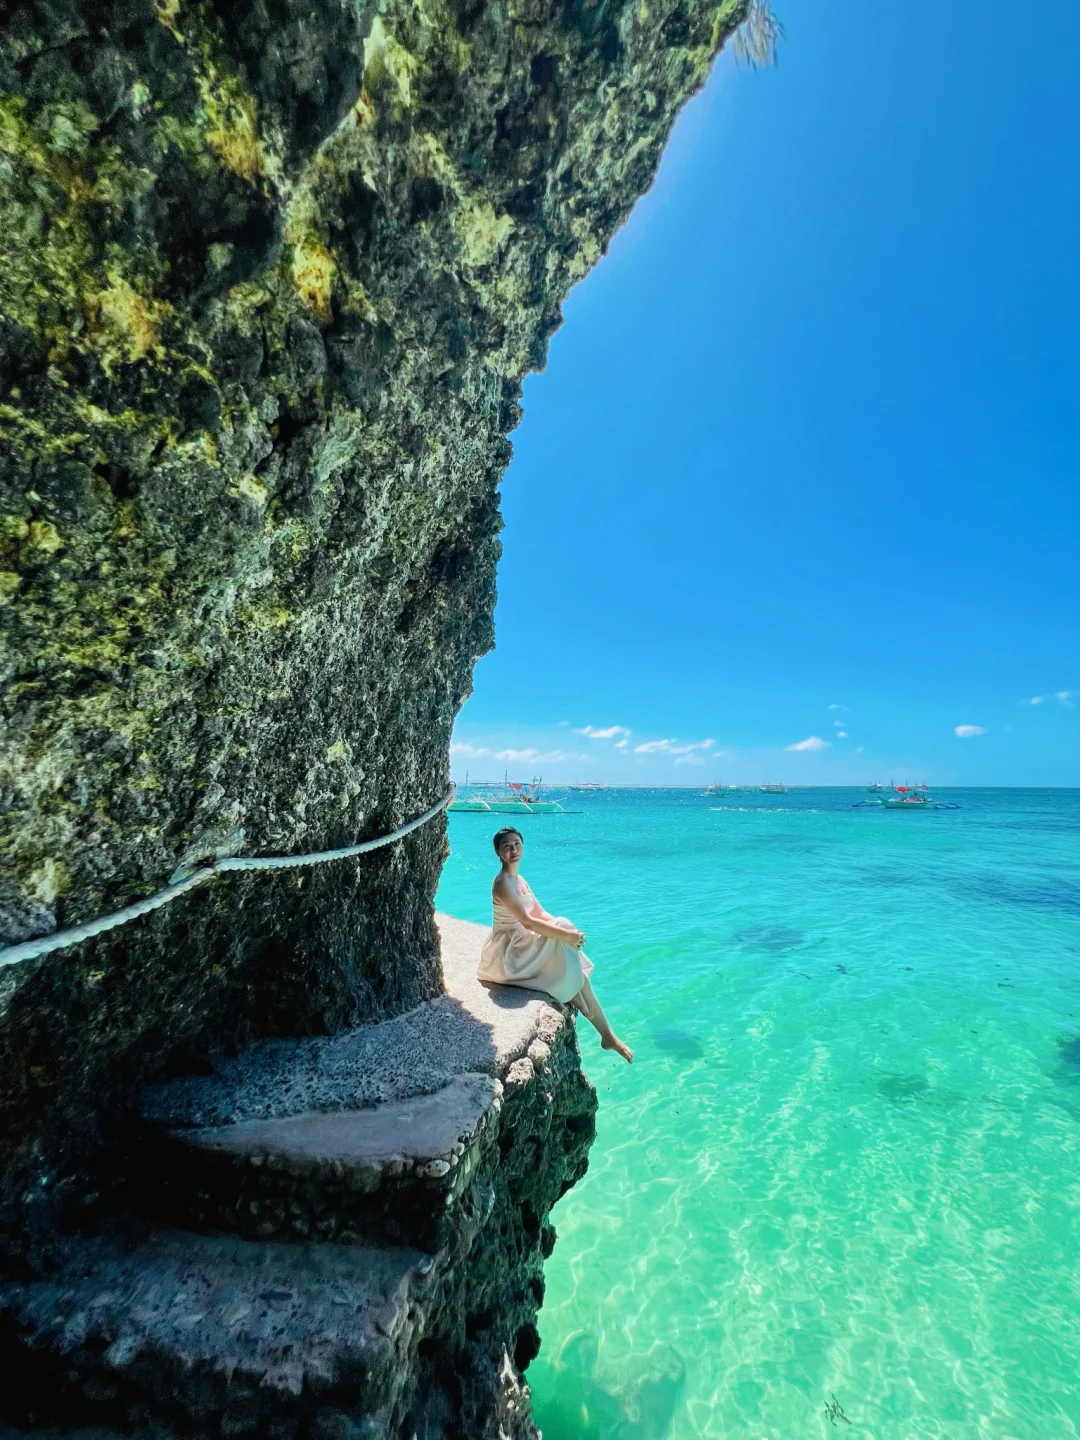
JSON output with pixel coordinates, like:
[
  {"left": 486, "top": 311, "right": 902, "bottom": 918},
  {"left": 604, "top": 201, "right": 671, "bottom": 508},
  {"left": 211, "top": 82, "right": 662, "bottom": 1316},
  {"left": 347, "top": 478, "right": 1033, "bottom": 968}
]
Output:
[
  {"left": 828, "top": 703, "right": 848, "bottom": 711},
  {"left": 614, "top": 738, "right": 629, "bottom": 750},
  {"left": 1025, "top": 691, "right": 1076, "bottom": 708},
  {"left": 855, "top": 746, "right": 865, "bottom": 754},
  {"left": 836, "top": 730, "right": 848, "bottom": 739},
  {"left": 575, "top": 724, "right": 631, "bottom": 741},
  {"left": 954, "top": 725, "right": 986, "bottom": 738},
  {"left": 633, "top": 737, "right": 715, "bottom": 755},
  {"left": 493, "top": 747, "right": 590, "bottom": 763},
  {"left": 785, "top": 735, "right": 829, "bottom": 752},
  {"left": 450, "top": 742, "right": 586, "bottom": 764}
]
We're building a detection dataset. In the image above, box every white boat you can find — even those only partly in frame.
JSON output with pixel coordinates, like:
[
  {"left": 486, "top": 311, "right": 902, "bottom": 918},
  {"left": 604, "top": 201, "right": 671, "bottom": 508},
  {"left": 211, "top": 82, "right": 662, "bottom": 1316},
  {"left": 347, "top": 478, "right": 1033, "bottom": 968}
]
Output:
[
  {"left": 489, "top": 796, "right": 565, "bottom": 815},
  {"left": 449, "top": 776, "right": 566, "bottom": 815},
  {"left": 853, "top": 785, "right": 957, "bottom": 811},
  {"left": 882, "top": 789, "right": 929, "bottom": 809}
]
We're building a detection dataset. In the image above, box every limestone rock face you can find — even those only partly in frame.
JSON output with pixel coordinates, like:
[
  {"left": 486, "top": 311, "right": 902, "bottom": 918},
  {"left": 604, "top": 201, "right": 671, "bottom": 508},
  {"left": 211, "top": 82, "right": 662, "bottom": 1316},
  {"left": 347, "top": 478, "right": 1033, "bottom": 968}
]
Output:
[
  {"left": 0, "top": 0, "right": 745, "bottom": 1205},
  {"left": 0, "top": 0, "right": 743, "bottom": 1245},
  {"left": 1, "top": 0, "right": 745, "bottom": 1429}
]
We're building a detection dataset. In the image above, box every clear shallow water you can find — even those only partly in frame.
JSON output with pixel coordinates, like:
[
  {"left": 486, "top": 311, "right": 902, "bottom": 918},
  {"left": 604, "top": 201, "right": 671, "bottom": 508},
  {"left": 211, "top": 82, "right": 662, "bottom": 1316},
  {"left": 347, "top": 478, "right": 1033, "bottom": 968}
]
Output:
[{"left": 436, "top": 789, "right": 1080, "bottom": 1439}]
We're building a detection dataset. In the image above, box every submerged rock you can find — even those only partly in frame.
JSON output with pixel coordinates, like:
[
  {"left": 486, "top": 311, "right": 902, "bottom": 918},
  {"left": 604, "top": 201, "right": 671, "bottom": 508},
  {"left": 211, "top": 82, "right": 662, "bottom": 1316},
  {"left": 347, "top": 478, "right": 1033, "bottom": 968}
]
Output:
[{"left": 0, "top": 0, "right": 750, "bottom": 1429}]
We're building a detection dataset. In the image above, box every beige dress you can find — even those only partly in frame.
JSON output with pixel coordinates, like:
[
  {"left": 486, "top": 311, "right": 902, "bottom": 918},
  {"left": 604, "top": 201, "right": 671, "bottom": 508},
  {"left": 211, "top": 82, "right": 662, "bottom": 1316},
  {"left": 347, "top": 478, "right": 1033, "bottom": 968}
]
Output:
[{"left": 478, "top": 875, "right": 594, "bottom": 1004}]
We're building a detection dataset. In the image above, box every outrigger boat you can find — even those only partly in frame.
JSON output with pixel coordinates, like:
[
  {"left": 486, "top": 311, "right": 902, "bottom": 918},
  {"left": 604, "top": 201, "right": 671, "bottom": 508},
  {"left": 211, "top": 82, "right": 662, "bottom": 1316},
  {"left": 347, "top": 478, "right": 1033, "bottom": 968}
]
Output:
[
  {"left": 448, "top": 775, "right": 566, "bottom": 815},
  {"left": 882, "top": 785, "right": 930, "bottom": 809},
  {"left": 853, "top": 785, "right": 958, "bottom": 811},
  {"left": 759, "top": 783, "right": 786, "bottom": 794}
]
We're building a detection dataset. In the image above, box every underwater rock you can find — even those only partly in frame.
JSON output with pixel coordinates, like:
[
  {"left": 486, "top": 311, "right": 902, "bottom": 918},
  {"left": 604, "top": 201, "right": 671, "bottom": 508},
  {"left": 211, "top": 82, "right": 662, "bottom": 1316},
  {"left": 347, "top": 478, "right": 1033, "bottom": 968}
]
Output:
[
  {"left": 732, "top": 923, "right": 809, "bottom": 953},
  {"left": 877, "top": 1073, "right": 930, "bottom": 1103},
  {"left": 651, "top": 1027, "right": 706, "bottom": 1059}
]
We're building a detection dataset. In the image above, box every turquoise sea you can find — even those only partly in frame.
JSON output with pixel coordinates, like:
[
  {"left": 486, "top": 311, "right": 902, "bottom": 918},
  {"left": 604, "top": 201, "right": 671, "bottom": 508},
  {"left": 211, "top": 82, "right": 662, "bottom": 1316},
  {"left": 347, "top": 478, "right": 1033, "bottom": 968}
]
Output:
[{"left": 436, "top": 788, "right": 1080, "bottom": 1439}]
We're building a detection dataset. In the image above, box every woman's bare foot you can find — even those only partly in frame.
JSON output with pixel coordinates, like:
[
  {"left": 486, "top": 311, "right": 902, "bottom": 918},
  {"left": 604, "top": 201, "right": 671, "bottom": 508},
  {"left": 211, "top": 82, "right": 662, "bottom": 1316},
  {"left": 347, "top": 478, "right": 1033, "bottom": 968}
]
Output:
[{"left": 601, "top": 1032, "right": 634, "bottom": 1063}]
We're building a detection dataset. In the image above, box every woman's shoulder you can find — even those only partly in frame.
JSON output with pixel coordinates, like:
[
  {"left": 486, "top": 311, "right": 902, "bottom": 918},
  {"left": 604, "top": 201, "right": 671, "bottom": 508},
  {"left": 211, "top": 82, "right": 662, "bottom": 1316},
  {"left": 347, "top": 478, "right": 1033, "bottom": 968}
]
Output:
[{"left": 492, "top": 871, "right": 525, "bottom": 895}]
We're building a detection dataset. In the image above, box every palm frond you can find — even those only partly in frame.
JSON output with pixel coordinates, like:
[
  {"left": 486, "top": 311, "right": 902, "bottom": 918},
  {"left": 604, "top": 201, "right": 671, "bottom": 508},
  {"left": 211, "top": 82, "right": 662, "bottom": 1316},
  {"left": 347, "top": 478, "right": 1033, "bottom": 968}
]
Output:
[{"left": 732, "top": 0, "right": 784, "bottom": 67}]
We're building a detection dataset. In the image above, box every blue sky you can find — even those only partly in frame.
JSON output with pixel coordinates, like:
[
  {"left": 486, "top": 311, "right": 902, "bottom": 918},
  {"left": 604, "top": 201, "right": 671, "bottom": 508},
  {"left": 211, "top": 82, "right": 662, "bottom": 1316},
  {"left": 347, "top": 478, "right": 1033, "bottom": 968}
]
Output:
[{"left": 451, "top": 0, "right": 1079, "bottom": 788}]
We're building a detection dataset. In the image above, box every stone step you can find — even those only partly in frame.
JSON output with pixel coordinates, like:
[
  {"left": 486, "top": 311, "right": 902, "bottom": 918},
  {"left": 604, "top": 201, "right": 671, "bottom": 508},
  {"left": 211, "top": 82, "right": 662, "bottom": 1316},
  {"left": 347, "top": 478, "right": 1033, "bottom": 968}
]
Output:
[
  {"left": 139, "top": 915, "right": 554, "bottom": 1130},
  {"left": 136, "top": 1073, "right": 503, "bottom": 1253},
  {"left": 129, "top": 915, "right": 580, "bottom": 1253},
  {"left": 0, "top": 918, "right": 597, "bottom": 1440},
  {"left": 0, "top": 1226, "right": 434, "bottom": 1438}
]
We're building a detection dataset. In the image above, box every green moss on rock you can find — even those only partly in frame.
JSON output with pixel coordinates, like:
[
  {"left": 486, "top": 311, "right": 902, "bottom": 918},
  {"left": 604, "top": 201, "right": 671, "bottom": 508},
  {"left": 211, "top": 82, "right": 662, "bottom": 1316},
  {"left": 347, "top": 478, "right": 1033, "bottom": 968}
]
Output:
[{"left": 0, "top": 0, "right": 748, "bottom": 1256}]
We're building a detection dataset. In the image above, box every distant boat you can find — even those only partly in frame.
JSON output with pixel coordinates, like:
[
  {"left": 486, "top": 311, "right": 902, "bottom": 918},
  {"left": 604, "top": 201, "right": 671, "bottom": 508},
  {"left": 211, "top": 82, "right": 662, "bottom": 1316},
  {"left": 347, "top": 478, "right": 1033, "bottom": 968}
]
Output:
[
  {"left": 882, "top": 787, "right": 930, "bottom": 809},
  {"left": 853, "top": 784, "right": 957, "bottom": 811},
  {"left": 449, "top": 775, "right": 566, "bottom": 815},
  {"left": 759, "top": 783, "right": 785, "bottom": 794},
  {"left": 572, "top": 782, "right": 604, "bottom": 791}
]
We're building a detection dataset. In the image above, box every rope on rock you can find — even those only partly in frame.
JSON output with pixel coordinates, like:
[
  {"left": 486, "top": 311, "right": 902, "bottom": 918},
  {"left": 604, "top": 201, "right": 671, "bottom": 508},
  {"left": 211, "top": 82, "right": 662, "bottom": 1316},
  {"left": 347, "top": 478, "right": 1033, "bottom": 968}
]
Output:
[{"left": 0, "top": 784, "right": 456, "bottom": 971}]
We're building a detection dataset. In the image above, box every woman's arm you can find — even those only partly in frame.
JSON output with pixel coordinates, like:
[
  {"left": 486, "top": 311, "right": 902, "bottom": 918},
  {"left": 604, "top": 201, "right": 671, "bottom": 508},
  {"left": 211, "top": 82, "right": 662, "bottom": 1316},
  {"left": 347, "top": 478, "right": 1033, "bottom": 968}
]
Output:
[{"left": 494, "top": 876, "right": 584, "bottom": 947}]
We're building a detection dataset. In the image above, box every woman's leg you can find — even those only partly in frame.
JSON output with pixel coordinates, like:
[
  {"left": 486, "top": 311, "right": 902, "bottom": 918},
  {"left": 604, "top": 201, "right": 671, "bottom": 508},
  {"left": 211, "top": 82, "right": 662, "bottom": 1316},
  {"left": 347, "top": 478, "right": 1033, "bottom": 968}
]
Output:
[{"left": 573, "top": 978, "right": 633, "bottom": 1062}]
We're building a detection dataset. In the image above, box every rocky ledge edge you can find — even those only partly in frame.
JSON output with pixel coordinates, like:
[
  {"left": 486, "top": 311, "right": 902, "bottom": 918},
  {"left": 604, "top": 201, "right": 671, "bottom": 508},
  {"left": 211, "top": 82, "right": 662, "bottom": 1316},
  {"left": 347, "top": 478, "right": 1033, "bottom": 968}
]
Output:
[{"left": 0, "top": 915, "right": 597, "bottom": 1440}]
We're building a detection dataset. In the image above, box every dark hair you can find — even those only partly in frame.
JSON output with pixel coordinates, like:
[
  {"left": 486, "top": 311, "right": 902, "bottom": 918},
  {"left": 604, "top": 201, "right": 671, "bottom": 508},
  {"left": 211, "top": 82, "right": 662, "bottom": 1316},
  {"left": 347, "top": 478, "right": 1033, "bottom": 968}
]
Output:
[{"left": 493, "top": 826, "right": 523, "bottom": 853}]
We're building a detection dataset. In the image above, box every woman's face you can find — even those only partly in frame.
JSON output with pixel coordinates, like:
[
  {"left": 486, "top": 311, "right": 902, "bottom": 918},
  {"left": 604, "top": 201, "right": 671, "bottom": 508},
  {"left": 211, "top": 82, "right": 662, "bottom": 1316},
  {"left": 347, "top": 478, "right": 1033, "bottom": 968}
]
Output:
[{"left": 498, "top": 833, "right": 523, "bottom": 864}]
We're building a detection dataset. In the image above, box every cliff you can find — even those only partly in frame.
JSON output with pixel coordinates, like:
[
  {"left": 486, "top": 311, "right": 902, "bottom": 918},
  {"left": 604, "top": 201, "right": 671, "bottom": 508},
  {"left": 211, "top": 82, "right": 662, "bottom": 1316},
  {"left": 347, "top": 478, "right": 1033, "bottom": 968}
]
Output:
[{"left": 0, "top": 0, "right": 748, "bottom": 1429}]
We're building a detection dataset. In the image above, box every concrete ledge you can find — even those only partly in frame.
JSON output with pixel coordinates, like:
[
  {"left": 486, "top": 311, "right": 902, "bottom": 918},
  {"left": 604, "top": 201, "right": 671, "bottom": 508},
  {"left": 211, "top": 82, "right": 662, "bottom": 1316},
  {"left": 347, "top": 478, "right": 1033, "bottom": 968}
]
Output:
[
  {"left": 183, "top": 1072, "right": 499, "bottom": 1178},
  {"left": 141, "top": 915, "right": 563, "bottom": 1128},
  {"left": 131, "top": 916, "right": 570, "bottom": 1252}
]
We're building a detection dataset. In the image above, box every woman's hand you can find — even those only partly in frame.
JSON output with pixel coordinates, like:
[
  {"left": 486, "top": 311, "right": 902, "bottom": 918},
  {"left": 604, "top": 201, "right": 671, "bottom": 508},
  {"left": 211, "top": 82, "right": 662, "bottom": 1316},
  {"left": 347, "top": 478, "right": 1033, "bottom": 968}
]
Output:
[{"left": 561, "top": 926, "right": 586, "bottom": 949}]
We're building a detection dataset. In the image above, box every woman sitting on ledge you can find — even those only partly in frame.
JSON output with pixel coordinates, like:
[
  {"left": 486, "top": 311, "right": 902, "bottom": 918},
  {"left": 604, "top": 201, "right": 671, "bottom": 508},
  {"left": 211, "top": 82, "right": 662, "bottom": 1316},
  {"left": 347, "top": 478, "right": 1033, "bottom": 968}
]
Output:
[{"left": 479, "top": 826, "right": 633, "bottom": 1063}]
